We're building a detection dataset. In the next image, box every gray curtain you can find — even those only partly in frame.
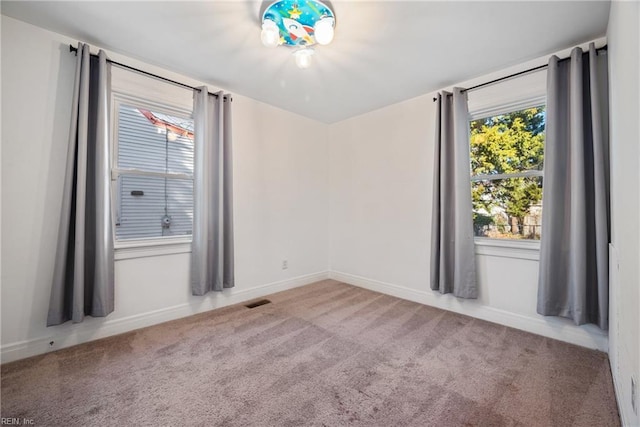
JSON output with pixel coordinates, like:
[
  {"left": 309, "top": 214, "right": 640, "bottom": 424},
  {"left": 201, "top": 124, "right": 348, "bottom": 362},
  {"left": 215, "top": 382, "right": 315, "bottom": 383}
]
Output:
[
  {"left": 48, "top": 43, "right": 114, "bottom": 326},
  {"left": 537, "top": 43, "right": 610, "bottom": 329},
  {"left": 191, "top": 88, "right": 235, "bottom": 295},
  {"left": 430, "top": 89, "right": 477, "bottom": 298}
]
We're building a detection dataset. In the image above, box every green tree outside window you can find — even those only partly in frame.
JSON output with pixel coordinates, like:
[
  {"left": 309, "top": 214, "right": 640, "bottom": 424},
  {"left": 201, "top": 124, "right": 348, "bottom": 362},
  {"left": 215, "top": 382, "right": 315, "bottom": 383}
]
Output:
[{"left": 470, "top": 106, "right": 545, "bottom": 239}]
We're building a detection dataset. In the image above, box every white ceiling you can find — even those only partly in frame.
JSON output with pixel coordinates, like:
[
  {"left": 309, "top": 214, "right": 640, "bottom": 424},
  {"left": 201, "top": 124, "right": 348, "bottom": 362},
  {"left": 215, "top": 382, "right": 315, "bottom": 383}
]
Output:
[{"left": 1, "top": 1, "right": 610, "bottom": 123}]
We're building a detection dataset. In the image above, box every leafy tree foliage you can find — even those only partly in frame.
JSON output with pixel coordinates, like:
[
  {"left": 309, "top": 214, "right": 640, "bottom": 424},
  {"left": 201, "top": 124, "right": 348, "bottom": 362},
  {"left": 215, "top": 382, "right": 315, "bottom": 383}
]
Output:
[{"left": 470, "top": 107, "right": 545, "bottom": 237}]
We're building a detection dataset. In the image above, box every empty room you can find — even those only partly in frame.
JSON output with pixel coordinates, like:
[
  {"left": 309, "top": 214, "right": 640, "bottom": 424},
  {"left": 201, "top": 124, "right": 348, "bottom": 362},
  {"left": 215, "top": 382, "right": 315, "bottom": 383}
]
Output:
[{"left": 1, "top": 0, "right": 638, "bottom": 425}]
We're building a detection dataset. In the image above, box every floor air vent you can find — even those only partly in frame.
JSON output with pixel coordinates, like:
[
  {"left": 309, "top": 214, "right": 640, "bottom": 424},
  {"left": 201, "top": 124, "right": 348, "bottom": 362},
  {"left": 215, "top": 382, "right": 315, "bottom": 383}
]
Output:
[{"left": 245, "top": 299, "right": 271, "bottom": 309}]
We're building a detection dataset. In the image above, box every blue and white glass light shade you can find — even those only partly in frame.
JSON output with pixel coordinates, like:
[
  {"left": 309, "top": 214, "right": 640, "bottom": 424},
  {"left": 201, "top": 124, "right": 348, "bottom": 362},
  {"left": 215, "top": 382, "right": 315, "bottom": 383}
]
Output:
[{"left": 260, "top": 0, "right": 336, "bottom": 68}]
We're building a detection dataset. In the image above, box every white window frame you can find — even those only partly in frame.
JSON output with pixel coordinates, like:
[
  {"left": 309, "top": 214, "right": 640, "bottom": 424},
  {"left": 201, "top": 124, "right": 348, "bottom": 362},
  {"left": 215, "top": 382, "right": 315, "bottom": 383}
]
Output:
[
  {"left": 110, "top": 91, "right": 195, "bottom": 258},
  {"left": 468, "top": 95, "right": 546, "bottom": 256}
]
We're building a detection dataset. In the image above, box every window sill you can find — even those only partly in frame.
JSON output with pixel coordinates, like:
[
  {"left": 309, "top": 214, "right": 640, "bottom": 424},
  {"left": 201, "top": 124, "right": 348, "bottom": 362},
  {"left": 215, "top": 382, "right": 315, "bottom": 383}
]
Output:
[
  {"left": 115, "top": 237, "right": 192, "bottom": 260},
  {"left": 474, "top": 237, "right": 540, "bottom": 261}
]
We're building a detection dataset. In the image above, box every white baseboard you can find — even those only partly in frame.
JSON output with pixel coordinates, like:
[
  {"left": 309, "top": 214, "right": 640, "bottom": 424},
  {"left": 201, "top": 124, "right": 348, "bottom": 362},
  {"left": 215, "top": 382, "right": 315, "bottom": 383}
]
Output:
[
  {"left": 610, "top": 346, "right": 639, "bottom": 427},
  {"left": 329, "top": 270, "right": 608, "bottom": 352},
  {"left": 611, "top": 362, "right": 632, "bottom": 427},
  {"left": 1, "top": 271, "right": 329, "bottom": 364},
  {"left": 3, "top": 269, "right": 609, "bottom": 363}
]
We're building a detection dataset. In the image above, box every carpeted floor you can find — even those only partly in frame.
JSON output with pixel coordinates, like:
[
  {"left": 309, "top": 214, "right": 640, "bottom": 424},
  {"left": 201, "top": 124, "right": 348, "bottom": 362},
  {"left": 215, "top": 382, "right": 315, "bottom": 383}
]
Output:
[{"left": 1, "top": 280, "right": 620, "bottom": 426}]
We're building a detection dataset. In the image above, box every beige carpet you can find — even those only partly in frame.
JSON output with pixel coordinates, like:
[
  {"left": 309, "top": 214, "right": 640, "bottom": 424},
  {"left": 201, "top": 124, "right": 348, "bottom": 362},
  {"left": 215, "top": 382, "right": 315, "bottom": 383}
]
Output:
[{"left": 1, "top": 280, "right": 620, "bottom": 426}]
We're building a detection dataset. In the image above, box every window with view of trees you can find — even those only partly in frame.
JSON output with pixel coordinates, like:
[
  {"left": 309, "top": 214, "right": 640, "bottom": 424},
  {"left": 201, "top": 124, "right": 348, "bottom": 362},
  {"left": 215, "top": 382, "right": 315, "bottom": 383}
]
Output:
[{"left": 470, "top": 105, "right": 545, "bottom": 240}]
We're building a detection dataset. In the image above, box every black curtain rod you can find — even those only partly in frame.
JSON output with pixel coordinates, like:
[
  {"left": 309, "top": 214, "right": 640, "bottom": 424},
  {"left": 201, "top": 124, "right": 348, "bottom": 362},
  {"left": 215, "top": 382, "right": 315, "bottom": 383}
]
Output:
[
  {"left": 432, "top": 44, "right": 608, "bottom": 102},
  {"left": 69, "top": 44, "right": 231, "bottom": 101}
]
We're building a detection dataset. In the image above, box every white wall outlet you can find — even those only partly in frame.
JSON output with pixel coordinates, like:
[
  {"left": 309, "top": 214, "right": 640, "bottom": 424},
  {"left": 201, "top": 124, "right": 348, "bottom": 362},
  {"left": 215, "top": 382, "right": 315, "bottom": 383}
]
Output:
[{"left": 282, "top": 260, "right": 288, "bottom": 270}]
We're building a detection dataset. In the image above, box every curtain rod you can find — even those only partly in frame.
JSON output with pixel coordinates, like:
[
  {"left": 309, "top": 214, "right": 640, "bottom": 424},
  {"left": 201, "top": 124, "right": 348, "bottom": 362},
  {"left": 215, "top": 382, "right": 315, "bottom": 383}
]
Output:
[
  {"left": 69, "top": 44, "right": 232, "bottom": 101},
  {"left": 432, "top": 44, "right": 608, "bottom": 102}
]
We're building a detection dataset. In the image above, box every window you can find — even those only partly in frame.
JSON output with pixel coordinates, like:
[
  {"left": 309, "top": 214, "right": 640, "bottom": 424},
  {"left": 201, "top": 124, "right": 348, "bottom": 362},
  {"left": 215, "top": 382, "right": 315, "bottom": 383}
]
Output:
[
  {"left": 112, "top": 98, "right": 194, "bottom": 242},
  {"left": 469, "top": 105, "right": 545, "bottom": 240}
]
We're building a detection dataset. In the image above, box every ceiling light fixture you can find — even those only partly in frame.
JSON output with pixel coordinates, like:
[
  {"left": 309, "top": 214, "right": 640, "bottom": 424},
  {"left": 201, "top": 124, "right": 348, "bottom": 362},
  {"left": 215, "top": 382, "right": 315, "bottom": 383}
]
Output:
[
  {"left": 261, "top": 19, "right": 280, "bottom": 48},
  {"left": 293, "top": 47, "right": 314, "bottom": 69},
  {"left": 261, "top": 0, "right": 336, "bottom": 69}
]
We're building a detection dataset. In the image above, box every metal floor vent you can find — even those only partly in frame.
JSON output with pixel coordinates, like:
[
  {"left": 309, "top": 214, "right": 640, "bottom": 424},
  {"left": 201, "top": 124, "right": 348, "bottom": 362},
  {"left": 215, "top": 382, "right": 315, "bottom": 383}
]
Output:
[{"left": 245, "top": 299, "right": 272, "bottom": 309}]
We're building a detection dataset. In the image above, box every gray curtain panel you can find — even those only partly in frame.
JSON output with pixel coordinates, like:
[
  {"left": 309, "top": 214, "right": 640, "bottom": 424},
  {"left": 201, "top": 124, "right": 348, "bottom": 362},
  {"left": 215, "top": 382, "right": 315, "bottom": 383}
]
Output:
[
  {"left": 537, "top": 43, "right": 610, "bottom": 329},
  {"left": 191, "top": 88, "right": 235, "bottom": 295},
  {"left": 48, "top": 43, "right": 114, "bottom": 326},
  {"left": 430, "top": 89, "right": 478, "bottom": 298}
]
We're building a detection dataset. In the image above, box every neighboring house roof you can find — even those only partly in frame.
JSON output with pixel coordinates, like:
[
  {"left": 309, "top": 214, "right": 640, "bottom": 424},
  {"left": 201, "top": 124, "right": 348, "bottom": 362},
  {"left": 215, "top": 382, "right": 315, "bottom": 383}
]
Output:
[{"left": 138, "top": 109, "right": 194, "bottom": 140}]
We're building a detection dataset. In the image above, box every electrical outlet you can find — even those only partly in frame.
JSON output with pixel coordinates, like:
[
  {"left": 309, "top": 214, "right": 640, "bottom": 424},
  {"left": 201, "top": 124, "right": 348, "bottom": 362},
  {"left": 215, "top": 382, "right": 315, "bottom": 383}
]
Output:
[
  {"left": 282, "top": 260, "right": 288, "bottom": 270},
  {"left": 632, "top": 376, "right": 638, "bottom": 415}
]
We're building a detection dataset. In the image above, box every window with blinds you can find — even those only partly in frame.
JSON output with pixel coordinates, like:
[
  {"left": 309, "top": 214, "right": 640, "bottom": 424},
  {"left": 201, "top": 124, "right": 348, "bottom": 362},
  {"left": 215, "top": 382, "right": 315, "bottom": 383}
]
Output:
[{"left": 113, "top": 101, "right": 194, "bottom": 240}]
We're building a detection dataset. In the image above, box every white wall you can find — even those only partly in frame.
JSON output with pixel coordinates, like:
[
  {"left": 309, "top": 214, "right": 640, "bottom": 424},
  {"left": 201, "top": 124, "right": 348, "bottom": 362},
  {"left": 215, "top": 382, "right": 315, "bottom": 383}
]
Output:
[
  {"left": 328, "top": 40, "right": 609, "bottom": 352},
  {"left": 607, "top": 1, "right": 640, "bottom": 425},
  {"left": 0, "top": 13, "right": 622, "bottom": 369},
  {"left": 0, "top": 16, "right": 329, "bottom": 363}
]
